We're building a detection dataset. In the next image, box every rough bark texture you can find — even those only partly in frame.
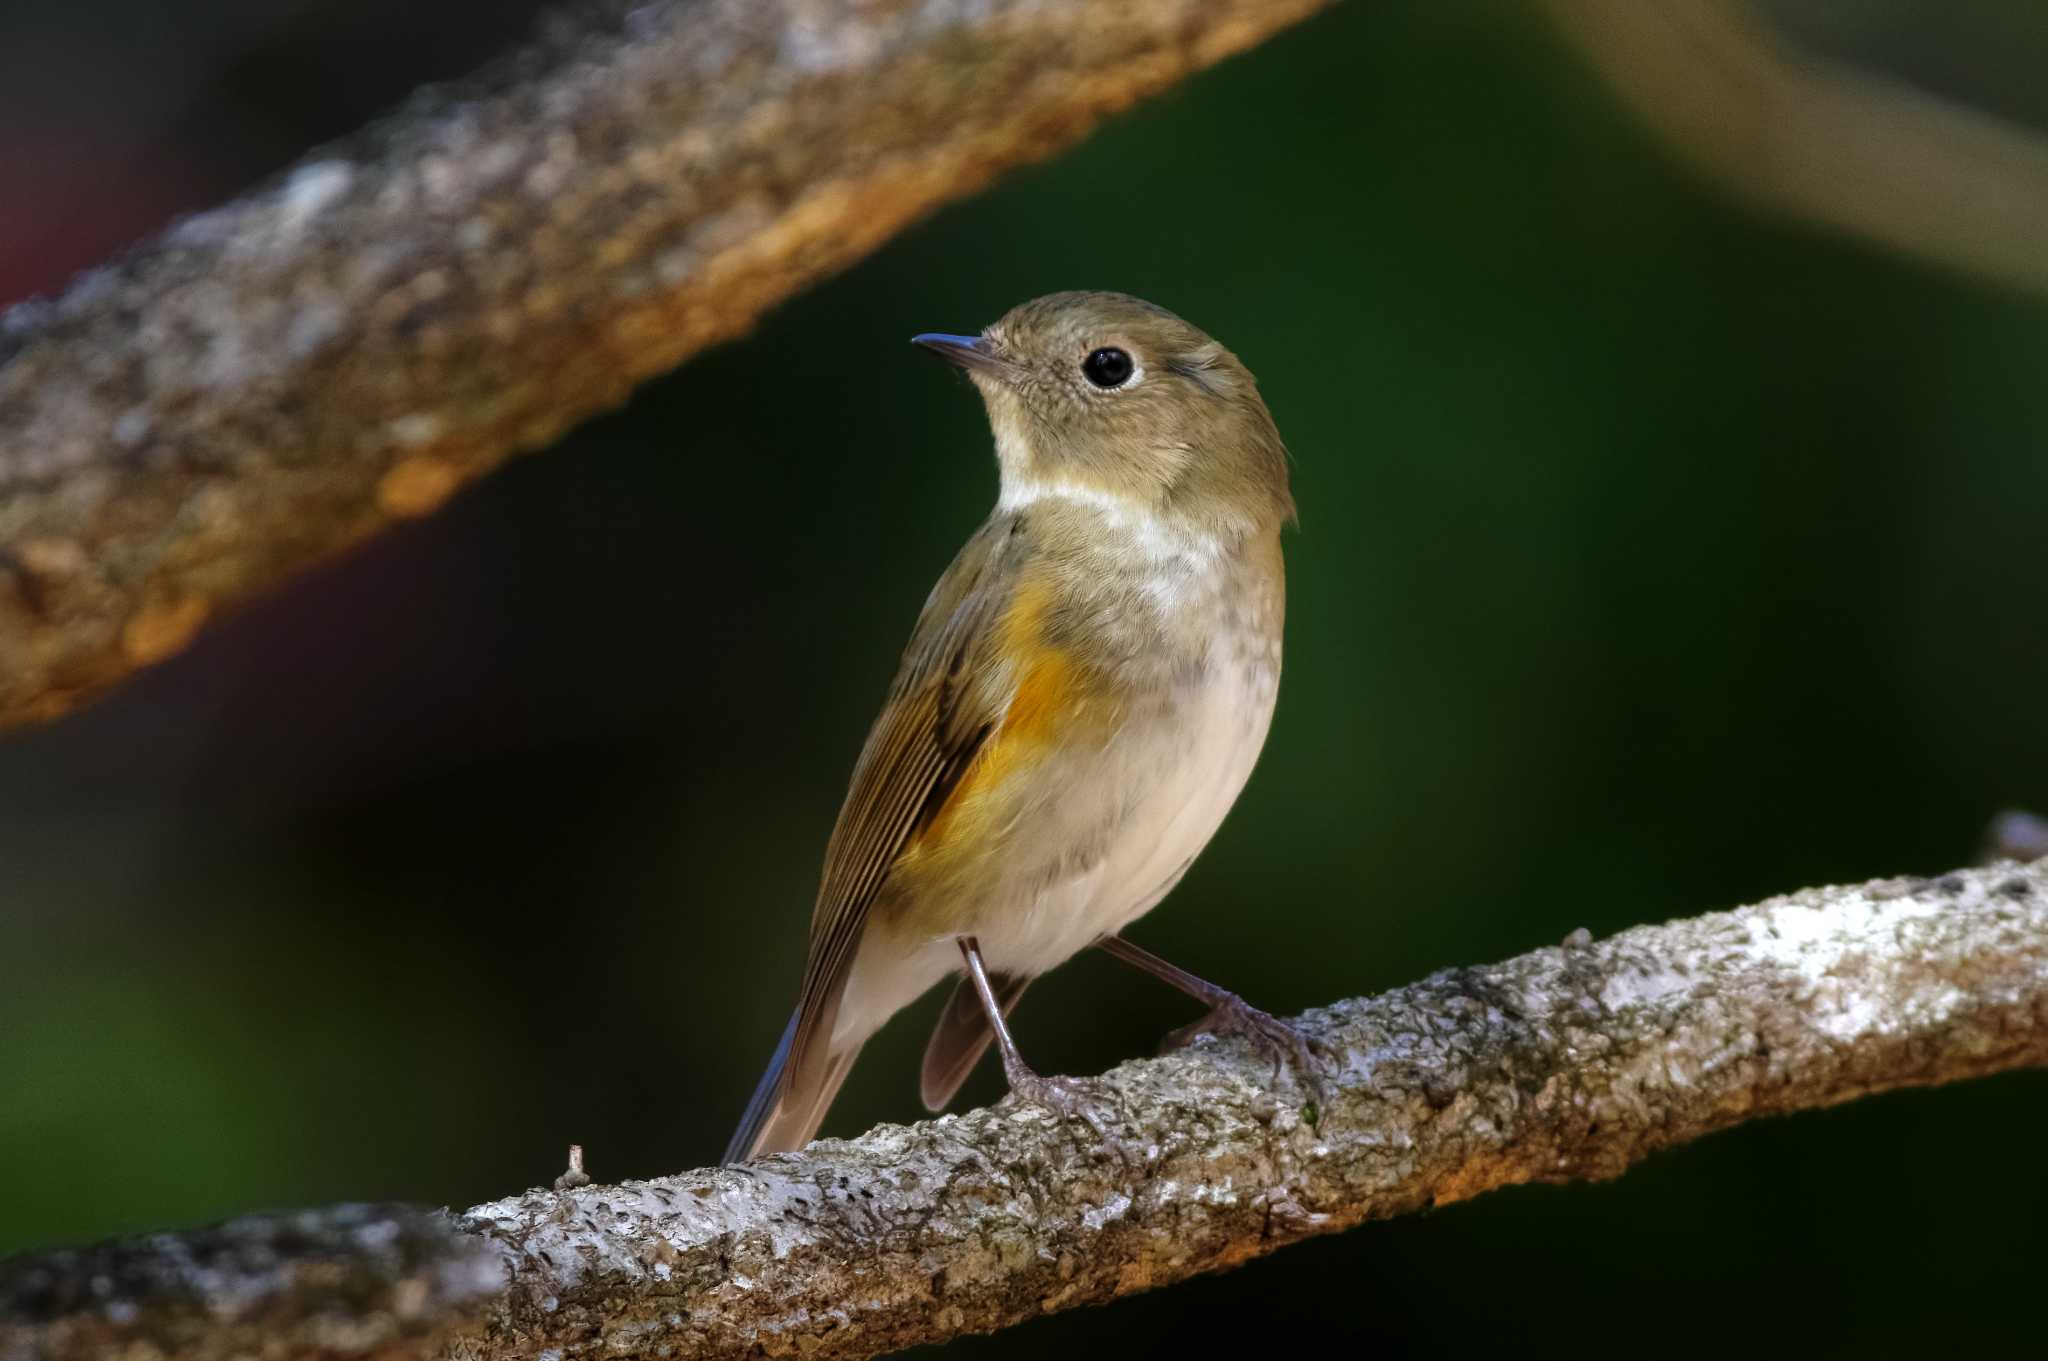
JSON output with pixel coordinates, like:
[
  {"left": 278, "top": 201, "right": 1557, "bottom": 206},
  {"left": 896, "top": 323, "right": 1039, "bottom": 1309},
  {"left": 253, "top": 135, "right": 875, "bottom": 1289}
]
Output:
[
  {"left": 0, "top": 0, "right": 1332, "bottom": 729},
  {"left": 5, "top": 858, "right": 2044, "bottom": 1361}
]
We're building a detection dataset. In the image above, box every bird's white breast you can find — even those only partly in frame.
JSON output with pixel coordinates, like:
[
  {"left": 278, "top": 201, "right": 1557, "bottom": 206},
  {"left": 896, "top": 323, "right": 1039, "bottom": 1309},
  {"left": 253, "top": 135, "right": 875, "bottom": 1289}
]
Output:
[
  {"left": 1002, "top": 627, "right": 1278, "bottom": 968},
  {"left": 831, "top": 498, "right": 1280, "bottom": 1049}
]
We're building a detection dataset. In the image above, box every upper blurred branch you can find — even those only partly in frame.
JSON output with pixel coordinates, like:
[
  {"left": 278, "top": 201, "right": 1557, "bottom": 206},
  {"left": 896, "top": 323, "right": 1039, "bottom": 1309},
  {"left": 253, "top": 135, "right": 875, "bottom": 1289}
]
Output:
[
  {"left": 1536, "top": 0, "right": 2048, "bottom": 297},
  {"left": 8, "top": 0, "right": 2045, "bottom": 734},
  {"left": 5, "top": 858, "right": 2046, "bottom": 1361},
  {"left": 0, "top": 0, "right": 1331, "bottom": 730}
]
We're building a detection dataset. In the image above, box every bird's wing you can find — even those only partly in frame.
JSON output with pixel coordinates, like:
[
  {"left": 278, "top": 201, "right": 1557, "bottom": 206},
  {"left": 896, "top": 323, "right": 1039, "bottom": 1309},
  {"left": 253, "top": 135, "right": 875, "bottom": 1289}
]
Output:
[
  {"left": 785, "top": 516, "right": 1032, "bottom": 1079},
  {"left": 728, "top": 516, "right": 1035, "bottom": 1162}
]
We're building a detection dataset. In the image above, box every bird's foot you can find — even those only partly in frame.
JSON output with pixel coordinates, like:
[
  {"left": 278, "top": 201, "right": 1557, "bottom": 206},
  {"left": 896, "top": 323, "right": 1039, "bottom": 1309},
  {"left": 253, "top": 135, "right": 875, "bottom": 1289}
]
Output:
[
  {"left": 1163, "top": 993, "right": 1337, "bottom": 1098},
  {"left": 1002, "top": 1070, "right": 1139, "bottom": 1165}
]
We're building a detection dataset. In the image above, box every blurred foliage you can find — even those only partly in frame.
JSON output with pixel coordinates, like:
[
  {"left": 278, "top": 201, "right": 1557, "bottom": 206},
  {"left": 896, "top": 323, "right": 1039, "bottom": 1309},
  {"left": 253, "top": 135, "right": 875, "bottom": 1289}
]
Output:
[{"left": 2, "top": 0, "right": 2046, "bottom": 1353}]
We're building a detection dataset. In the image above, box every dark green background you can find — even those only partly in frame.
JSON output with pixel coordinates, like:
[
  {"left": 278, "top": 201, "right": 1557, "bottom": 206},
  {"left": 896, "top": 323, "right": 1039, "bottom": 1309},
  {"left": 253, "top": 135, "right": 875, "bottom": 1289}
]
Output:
[{"left": 3, "top": 1, "right": 2046, "bottom": 1354}]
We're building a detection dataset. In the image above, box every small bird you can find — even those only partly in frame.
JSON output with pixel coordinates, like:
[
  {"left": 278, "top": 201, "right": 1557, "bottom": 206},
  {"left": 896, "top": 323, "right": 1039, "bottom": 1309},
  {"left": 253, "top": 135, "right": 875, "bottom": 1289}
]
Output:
[{"left": 726, "top": 291, "right": 1314, "bottom": 1162}]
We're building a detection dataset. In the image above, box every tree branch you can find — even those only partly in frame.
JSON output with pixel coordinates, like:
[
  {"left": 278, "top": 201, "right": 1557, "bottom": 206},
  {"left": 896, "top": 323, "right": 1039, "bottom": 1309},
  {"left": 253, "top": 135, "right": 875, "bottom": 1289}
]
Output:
[
  {"left": 0, "top": 0, "right": 1332, "bottom": 729},
  {"left": 6, "top": 858, "right": 2044, "bottom": 1361}
]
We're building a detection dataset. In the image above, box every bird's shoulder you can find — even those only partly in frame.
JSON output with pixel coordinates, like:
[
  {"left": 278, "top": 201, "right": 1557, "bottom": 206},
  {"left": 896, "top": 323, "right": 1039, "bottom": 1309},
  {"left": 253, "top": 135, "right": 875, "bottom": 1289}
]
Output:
[{"left": 890, "top": 509, "right": 1075, "bottom": 699}]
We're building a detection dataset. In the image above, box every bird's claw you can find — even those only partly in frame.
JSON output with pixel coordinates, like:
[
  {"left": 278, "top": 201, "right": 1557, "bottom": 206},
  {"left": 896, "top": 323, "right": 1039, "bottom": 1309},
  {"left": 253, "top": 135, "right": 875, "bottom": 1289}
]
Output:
[
  {"left": 1004, "top": 1072, "right": 1140, "bottom": 1166},
  {"left": 1163, "top": 993, "right": 1336, "bottom": 1101}
]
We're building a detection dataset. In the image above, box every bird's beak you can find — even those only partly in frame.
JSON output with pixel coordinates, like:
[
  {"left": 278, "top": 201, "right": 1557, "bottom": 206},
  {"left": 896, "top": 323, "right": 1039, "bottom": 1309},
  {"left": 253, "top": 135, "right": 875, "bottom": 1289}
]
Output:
[{"left": 911, "top": 332, "right": 1005, "bottom": 377}]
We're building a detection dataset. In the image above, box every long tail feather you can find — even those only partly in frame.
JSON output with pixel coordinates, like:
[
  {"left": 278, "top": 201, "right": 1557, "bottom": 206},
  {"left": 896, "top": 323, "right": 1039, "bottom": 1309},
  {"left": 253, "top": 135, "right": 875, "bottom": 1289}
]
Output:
[
  {"left": 723, "top": 1011, "right": 798, "bottom": 1164},
  {"left": 723, "top": 1009, "right": 864, "bottom": 1163}
]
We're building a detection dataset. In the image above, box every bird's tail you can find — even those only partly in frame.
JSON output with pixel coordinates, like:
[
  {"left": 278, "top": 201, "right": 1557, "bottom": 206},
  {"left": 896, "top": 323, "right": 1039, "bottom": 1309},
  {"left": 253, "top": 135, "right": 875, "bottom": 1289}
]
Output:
[{"left": 722, "top": 1008, "right": 863, "bottom": 1164}]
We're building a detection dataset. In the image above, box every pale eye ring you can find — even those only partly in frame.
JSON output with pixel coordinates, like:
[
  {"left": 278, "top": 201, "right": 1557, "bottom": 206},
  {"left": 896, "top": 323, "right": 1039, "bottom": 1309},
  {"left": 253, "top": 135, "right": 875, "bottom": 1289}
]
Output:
[{"left": 1081, "top": 347, "right": 1135, "bottom": 389}]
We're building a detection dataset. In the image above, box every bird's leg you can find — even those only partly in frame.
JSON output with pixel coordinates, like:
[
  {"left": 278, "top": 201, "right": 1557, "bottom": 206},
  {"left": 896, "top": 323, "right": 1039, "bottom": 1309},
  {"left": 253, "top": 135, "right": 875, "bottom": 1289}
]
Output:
[
  {"left": 956, "top": 936, "right": 1041, "bottom": 1092},
  {"left": 1097, "top": 934, "right": 1335, "bottom": 1086},
  {"left": 957, "top": 937, "right": 1131, "bottom": 1158}
]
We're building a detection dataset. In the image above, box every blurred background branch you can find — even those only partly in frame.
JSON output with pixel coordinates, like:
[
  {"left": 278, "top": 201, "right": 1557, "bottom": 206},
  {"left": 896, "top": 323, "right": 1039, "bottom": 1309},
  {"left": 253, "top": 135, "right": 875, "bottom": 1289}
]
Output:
[
  {"left": 6, "top": 858, "right": 2045, "bottom": 1361},
  {"left": 1536, "top": 0, "right": 2048, "bottom": 297},
  {"left": 0, "top": 0, "right": 1332, "bottom": 730}
]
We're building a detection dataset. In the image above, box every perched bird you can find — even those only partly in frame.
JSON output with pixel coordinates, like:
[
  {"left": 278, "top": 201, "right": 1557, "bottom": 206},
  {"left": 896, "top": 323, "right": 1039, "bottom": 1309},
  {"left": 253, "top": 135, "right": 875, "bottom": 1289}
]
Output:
[{"left": 726, "top": 291, "right": 1315, "bottom": 1162}]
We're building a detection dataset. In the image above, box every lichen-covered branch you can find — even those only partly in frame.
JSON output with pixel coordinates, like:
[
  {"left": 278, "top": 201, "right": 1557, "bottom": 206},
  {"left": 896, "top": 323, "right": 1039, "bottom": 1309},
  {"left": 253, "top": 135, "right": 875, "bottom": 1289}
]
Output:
[
  {"left": 0, "top": 0, "right": 1332, "bottom": 729},
  {"left": 6, "top": 859, "right": 2044, "bottom": 1361},
  {"left": 1535, "top": 0, "right": 2048, "bottom": 298}
]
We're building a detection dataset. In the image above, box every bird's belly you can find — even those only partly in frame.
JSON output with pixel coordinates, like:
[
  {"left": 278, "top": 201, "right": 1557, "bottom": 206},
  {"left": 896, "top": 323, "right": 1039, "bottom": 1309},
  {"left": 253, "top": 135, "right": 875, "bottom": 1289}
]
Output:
[
  {"left": 832, "top": 642, "right": 1277, "bottom": 1049},
  {"left": 965, "top": 649, "right": 1276, "bottom": 976}
]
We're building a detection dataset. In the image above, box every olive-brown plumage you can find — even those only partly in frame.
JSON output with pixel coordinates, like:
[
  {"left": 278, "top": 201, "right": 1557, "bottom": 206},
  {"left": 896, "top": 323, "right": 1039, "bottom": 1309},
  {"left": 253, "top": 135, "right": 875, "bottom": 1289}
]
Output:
[{"left": 726, "top": 292, "right": 1308, "bottom": 1162}]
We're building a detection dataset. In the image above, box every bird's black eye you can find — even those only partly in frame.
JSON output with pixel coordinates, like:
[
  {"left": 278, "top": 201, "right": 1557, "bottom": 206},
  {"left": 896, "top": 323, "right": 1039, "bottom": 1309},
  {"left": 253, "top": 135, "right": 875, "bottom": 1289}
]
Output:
[{"left": 1081, "top": 347, "right": 1135, "bottom": 389}]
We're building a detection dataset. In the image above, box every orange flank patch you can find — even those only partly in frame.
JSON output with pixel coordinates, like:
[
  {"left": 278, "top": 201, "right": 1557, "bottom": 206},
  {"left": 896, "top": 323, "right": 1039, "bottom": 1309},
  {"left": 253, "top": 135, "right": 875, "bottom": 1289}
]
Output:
[
  {"left": 911, "top": 582, "right": 1084, "bottom": 856},
  {"left": 1001, "top": 647, "right": 1078, "bottom": 746}
]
